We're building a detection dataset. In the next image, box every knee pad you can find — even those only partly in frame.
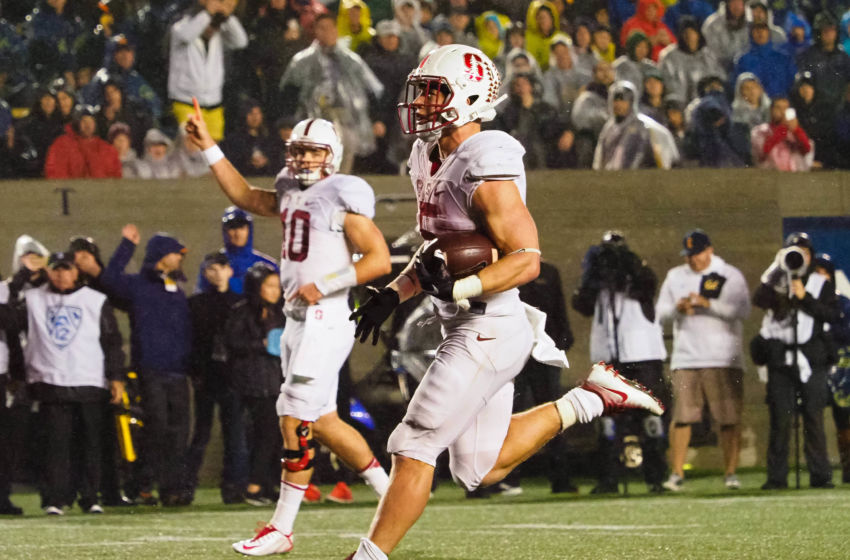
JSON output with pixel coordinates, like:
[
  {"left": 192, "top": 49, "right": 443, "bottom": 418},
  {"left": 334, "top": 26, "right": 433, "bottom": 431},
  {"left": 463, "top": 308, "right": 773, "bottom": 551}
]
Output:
[
  {"left": 282, "top": 421, "right": 314, "bottom": 472},
  {"left": 600, "top": 417, "right": 617, "bottom": 440},
  {"left": 643, "top": 415, "right": 664, "bottom": 439}
]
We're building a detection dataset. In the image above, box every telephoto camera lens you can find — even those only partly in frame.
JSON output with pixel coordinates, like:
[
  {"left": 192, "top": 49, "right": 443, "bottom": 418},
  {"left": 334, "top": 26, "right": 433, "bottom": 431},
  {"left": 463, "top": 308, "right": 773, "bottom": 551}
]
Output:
[{"left": 780, "top": 246, "right": 808, "bottom": 277}]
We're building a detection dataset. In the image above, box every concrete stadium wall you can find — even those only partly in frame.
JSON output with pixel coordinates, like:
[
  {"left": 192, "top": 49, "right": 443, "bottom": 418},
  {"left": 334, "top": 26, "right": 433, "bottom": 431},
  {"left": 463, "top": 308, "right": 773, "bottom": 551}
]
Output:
[{"left": 2, "top": 170, "right": 849, "bottom": 477}]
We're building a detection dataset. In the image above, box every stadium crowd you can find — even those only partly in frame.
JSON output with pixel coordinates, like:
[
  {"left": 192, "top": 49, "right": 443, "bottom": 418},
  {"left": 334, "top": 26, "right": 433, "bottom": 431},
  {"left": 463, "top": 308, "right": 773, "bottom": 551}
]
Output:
[{"left": 3, "top": 0, "right": 850, "bottom": 178}]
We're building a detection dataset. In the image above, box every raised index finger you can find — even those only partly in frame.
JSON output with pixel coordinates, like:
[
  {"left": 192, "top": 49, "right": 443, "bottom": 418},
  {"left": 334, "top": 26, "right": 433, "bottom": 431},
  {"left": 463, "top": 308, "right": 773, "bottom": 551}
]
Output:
[{"left": 192, "top": 96, "right": 202, "bottom": 120}]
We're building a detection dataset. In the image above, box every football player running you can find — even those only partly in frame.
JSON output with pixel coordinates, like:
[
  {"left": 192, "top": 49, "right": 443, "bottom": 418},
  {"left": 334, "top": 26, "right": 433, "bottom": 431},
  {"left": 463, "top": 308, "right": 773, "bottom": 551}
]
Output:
[
  {"left": 346, "top": 44, "right": 665, "bottom": 559},
  {"left": 185, "top": 106, "right": 392, "bottom": 556}
]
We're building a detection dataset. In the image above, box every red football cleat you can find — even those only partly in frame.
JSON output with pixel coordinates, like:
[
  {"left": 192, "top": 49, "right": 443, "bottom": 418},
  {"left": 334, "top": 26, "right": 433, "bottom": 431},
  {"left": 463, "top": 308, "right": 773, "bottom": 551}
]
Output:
[
  {"left": 580, "top": 362, "right": 665, "bottom": 415},
  {"left": 303, "top": 483, "right": 321, "bottom": 503},
  {"left": 326, "top": 481, "right": 354, "bottom": 504}
]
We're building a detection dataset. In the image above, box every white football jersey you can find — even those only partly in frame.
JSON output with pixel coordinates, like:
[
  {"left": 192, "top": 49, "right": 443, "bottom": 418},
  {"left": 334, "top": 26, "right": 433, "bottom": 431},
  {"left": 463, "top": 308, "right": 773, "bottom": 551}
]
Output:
[
  {"left": 408, "top": 130, "right": 527, "bottom": 319},
  {"left": 274, "top": 169, "right": 376, "bottom": 307}
]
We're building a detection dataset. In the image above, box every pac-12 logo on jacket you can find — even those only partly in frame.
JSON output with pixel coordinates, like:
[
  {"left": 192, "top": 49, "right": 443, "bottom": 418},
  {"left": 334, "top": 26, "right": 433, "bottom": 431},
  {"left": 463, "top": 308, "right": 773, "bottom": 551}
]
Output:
[{"left": 46, "top": 305, "right": 83, "bottom": 349}]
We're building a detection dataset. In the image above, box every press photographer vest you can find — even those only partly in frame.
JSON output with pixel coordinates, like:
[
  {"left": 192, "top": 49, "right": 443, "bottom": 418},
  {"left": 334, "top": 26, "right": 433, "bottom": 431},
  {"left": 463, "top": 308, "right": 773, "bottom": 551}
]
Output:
[
  {"left": 24, "top": 285, "right": 107, "bottom": 389},
  {"left": 590, "top": 289, "right": 667, "bottom": 363},
  {"left": 759, "top": 272, "right": 827, "bottom": 345}
]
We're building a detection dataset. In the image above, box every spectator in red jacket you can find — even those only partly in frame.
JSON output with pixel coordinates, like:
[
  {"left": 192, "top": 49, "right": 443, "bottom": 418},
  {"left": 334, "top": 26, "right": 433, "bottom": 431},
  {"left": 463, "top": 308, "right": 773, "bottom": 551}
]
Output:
[
  {"left": 44, "top": 106, "right": 122, "bottom": 179},
  {"left": 751, "top": 96, "right": 813, "bottom": 171},
  {"left": 620, "top": 0, "right": 676, "bottom": 62}
]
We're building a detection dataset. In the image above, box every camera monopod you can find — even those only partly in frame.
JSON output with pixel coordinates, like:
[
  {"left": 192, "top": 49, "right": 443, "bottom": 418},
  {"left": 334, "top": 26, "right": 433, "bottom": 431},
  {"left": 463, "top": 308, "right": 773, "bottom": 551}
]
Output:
[{"left": 788, "top": 270, "right": 802, "bottom": 490}]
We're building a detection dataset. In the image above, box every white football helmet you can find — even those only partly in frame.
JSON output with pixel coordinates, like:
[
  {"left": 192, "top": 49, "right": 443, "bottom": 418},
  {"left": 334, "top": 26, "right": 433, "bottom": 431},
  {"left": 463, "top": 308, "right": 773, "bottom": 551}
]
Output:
[
  {"left": 398, "top": 44, "right": 506, "bottom": 140},
  {"left": 286, "top": 118, "right": 343, "bottom": 185}
]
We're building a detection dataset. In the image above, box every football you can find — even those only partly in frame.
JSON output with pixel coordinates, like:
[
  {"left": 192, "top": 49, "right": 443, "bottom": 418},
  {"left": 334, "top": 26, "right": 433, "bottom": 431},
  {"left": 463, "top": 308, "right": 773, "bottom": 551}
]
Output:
[{"left": 423, "top": 231, "right": 499, "bottom": 279}]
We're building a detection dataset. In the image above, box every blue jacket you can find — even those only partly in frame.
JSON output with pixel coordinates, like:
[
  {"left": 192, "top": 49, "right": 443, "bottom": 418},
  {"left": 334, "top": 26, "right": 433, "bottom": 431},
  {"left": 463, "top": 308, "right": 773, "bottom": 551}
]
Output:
[
  {"left": 731, "top": 41, "right": 797, "bottom": 98},
  {"left": 782, "top": 12, "right": 812, "bottom": 57},
  {"left": 195, "top": 207, "right": 278, "bottom": 295},
  {"left": 25, "top": 2, "right": 84, "bottom": 73},
  {"left": 683, "top": 91, "right": 750, "bottom": 167},
  {"left": 664, "top": 0, "right": 714, "bottom": 32},
  {"left": 609, "top": 0, "right": 637, "bottom": 35},
  {"left": 101, "top": 236, "right": 192, "bottom": 375},
  {"left": 81, "top": 64, "right": 163, "bottom": 122}
]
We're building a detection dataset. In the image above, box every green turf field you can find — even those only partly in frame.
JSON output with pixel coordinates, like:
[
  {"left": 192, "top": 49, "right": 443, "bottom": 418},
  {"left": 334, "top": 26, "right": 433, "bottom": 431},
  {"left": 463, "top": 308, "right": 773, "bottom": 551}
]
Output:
[{"left": 1, "top": 470, "right": 848, "bottom": 560}]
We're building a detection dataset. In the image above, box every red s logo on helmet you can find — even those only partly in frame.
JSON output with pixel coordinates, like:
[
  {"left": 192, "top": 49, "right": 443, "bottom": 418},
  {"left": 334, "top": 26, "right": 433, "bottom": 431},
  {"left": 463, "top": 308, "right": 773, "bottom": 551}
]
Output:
[{"left": 463, "top": 53, "right": 484, "bottom": 82}]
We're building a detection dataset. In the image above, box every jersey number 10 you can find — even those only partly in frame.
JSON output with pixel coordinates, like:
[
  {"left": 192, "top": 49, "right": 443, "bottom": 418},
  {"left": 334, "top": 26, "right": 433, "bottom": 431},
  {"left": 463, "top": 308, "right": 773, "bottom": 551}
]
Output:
[{"left": 280, "top": 209, "right": 311, "bottom": 261}]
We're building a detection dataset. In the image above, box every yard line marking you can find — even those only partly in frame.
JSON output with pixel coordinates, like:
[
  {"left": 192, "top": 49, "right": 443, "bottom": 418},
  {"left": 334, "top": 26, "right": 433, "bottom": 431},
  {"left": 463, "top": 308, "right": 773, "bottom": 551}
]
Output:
[{"left": 495, "top": 523, "right": 702, "bottom": 531}]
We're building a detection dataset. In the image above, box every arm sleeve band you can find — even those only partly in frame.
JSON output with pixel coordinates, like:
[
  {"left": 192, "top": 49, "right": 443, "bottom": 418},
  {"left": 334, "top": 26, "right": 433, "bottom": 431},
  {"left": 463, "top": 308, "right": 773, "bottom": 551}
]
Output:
[
  {"left": 314, "top": 264, "right": 358, "bottom": 296},
  {"left": 452, "top": 274, "right": 483, "bottom": 301},
  {"left": 202, "top": 144, "right": 225, "bottom": 166}
]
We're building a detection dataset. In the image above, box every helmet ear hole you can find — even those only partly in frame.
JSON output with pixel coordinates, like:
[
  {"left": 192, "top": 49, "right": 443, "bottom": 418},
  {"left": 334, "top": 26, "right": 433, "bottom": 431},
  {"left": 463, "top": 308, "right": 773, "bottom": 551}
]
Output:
[{"left": 397, "top": 45, "right": 502, "bottom": 137}]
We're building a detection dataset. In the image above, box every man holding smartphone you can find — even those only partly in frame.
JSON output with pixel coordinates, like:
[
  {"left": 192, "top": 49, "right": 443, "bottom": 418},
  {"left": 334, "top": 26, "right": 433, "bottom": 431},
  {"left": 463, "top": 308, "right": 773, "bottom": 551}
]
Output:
[
  {"left": 656, "top": 230, "right": 751, "bottom": 491},
  {"left": 751, "top": 97, "right": 813, "bottom": 171}
]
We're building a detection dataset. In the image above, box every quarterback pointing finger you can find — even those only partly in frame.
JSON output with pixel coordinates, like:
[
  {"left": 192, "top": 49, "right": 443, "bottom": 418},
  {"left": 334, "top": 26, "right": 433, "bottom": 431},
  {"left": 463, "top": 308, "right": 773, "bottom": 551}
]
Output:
[{"left": 186, "top": 105, "right": 393, "bottom": 556}]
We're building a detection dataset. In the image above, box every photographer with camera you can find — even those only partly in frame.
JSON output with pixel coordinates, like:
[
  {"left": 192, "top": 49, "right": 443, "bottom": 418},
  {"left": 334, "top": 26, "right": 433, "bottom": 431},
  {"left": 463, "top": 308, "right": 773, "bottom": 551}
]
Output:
[
  {"left": 657, "top": 230, "right": 750, "bottom": 491},
  {"left": 572, "top": 231, "right": 669, "bottom": 494},
  {"left": 168, "top": 0, "right": 247, "bottom": 142},
  {"left": 753, "top": 232, "right": 837, "bottom": 489}
]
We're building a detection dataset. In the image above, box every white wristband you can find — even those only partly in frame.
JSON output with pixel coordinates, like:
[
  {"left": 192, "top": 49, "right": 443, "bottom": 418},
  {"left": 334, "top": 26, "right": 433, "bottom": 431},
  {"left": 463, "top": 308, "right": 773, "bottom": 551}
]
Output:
[
  {"left": 452, "top": 274, "right": 483, "bottom": 301},
  {"left": 202, "top": 144, "right": 225, "bottom": 166},
  {"left": 314, "top": 264, "right": 358, "bottom": 296}
]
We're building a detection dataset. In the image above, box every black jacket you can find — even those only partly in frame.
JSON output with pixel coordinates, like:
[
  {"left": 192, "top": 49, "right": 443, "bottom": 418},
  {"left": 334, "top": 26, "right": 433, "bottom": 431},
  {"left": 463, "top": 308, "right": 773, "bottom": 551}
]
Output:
[
  {"left": 189, "top": 289, "right": 241, "bottom": 380},
  {"left": 518, "top": 261, "right": 574, "bottom": 351},
  {"left": 224, "top": 299, "right": 285, "bottom": 398},
  {"left": 753, "top": 271, "right": 839, "bottom": 368}
]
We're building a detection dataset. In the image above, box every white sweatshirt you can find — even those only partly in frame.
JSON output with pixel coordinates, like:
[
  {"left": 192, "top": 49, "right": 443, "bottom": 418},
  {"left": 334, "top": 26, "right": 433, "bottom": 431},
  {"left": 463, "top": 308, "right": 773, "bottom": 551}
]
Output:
[
  {"left": 167, "top": 10, "right": 248, "bottom": 106},
  {"left": 656, "top": 255, "right": 751, "bottom": 369}
]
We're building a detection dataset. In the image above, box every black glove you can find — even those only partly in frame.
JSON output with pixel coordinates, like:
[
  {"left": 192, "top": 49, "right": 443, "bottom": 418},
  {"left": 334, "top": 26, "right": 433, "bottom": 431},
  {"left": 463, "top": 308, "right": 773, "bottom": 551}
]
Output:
[
  {"left": 350, "top": 286, "right": 400, "bottom": 345},
  {"left": 210, "top": 11, "right": 228, "bottom": 29},
  {"left": 414, "top": 249, "right": 455, "bottom": 302},
  {"left": 8, "top": 267, "right": 45, "bottom": 297}
]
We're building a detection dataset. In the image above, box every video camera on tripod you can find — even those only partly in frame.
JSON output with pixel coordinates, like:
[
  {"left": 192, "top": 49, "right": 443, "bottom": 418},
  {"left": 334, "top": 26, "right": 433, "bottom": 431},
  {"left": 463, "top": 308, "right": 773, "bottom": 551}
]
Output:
[{"left": 583, "top": 230, "right": 642, "bottom": 292}]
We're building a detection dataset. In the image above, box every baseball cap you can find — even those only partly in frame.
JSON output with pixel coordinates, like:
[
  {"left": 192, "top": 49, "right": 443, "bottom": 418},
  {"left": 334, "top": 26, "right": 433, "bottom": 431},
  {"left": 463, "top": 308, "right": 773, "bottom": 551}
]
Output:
[
  {"left": 602, "top": 230, "right": 625, "bottom": 245},
  {"left": 69, "top": 235, "right": 98, "bottom": 254},
  {"left": 202, "top": 252, "right": 230, "bottom": 269},
  {"left": 47, "top": 252, "right": 76, "bottom": 269},
  {"left": 111, "top": 34, "right": 134, "bottom": 52},
  {"left": 681, "top": 229, "right": 711, "bottom": 256},
  {"left": 784, "top": 231, "right": 813, "bottom": 250},
  {"left": 222, "top": 206, "right": 252, "bottom": 229}
]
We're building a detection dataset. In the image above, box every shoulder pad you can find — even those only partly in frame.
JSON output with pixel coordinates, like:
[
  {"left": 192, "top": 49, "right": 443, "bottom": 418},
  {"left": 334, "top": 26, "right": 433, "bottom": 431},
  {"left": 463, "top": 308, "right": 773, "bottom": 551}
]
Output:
[
  {"left": 457, "top": 131, "right": 525, "bottom": 182},
  {"left": 334, "top": 175, "right": 376, "bottom": 219}
]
